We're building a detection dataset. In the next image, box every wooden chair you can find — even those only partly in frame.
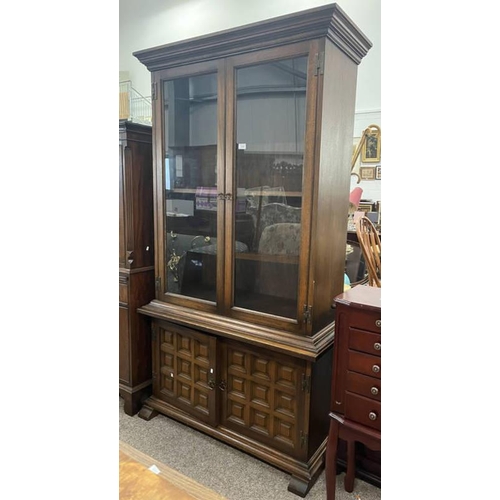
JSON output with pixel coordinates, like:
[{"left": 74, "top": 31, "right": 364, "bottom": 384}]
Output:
[{"left": 355, "top": 216, "right": 381, "bottom": 287}]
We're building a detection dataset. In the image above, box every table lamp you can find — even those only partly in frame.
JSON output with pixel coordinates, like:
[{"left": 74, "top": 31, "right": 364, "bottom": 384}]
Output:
[
  {"left": 349, "top": 187, "right": 363, "bottom": 213},
  {"left": 347, "top": 186, "right": 363, "bottom": 231}
]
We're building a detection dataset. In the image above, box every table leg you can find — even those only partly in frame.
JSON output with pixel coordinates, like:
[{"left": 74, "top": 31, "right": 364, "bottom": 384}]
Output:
[
  {"left": 344, "top": 438, "right": 356, "bottom": 492},
  {"left": 326, "top": 418, "right": 340, "bottom": 500}
]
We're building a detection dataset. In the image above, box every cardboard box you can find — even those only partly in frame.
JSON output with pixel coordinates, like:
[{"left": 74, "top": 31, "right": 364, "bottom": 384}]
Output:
[
  {"left": 166, "top": 199, "right": 194, "bottom": 216},
  {"left": 196, "top": 187, "right": 218, "bottom": 211},
  {"left": 195, "top": 187, "right": 247, "bottom": 212}
]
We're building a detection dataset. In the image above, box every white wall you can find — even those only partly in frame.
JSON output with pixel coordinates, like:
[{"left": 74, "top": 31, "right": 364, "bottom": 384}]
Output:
[
  {"left": 351, "top": 110, "right": 381, "bottom": 204},
  {"left": 119, "top": 0, "right": 381, "bottom": 204},
  {"left": 119, "top": 0, "right": 381, "bottom": 114}
]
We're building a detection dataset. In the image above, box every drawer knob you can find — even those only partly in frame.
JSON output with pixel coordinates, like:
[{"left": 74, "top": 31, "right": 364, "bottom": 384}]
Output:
[
  {"left": 375, "top": 320, "right": 381, "bottom": 327},
  {"left": 374, "top": 342, "right": 381, "bottom": 351},
  {"left": 369, "top": 412, "right": 378, "bottom": 421},
  {"left": 371, "top": 387, "right": 379, "bottom": 395},
  {"left": 372, "top": 365, "right": 380, "bottom": 373}
]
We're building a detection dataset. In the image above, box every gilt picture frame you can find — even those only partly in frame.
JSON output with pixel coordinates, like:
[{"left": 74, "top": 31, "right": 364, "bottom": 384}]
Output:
[
  {"left": 361, "top": 124, "right": 381, "bottom": 163},
  {"left": 360, "top": 166, "right": 376, "bottom": 180}
]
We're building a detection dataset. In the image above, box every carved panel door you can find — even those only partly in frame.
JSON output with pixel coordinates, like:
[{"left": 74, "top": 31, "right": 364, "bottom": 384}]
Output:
[
  {"left": 153, "top": 322, "right": 218, "bottom": 425},
  {"left": 220, "top": 340, "right": 307, "bottom": 457}
]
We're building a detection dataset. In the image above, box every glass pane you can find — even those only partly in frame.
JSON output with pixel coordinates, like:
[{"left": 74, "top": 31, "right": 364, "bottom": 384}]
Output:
[
  {"left": 233, "top": 56, "right": 307, "bottom": 318},
  {"left": 163, "top": 72, "right": 218, "bottom": 302},
  {"left": 345, "top": 240, "right": 367, "bottom": 285}
]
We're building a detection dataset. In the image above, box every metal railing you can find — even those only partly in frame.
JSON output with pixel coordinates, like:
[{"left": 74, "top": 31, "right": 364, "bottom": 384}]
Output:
[{"left": 119, "top": 80, "right": 152, "bottom": 125}]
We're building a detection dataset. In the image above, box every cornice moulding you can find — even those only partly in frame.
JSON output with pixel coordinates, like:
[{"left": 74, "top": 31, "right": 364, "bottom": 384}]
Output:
[{"left": 134, "top": 3, "right": 372, "bottom": 71}]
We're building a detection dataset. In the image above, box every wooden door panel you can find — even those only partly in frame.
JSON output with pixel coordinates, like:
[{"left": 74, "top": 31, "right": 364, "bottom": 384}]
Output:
[
  {"left": 221, "top": 341, "right": 305, "bottom": 456},
  {"left": 155, "top": 322, "right": 217, "bottom": 425},
  {"left": 119, "top": 306, "right": 130, "bottom": 383}
]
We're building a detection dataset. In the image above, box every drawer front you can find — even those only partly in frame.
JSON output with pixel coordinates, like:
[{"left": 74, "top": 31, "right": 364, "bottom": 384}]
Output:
[
  {"left": 347, "top": 351, "right": 381, "bottom": 379},
  {"left": 345, "top": 392, "right": 381, "bottom": 431},
  {"left": 349, "top": 310, "right": 381, "bottom": 334},
  {"left": 349, "top": 328, "right": 381, "bottom": 356},
  {"left": 346, "top": 371, "right": 381, "bottom": 401}
]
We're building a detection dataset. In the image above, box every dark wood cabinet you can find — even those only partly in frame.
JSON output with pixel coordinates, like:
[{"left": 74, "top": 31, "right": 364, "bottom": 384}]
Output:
[
  {"left": 151, "top": 320, "right": 218, "bottom": 426},
  {"left": 132, "top": 4, "right": 371, "bottom": 496},
  {"left": 119, "top": 120, "right": 155, "bottom": 416},
  {"left": 326, "top": 285, "right": 381, "bottom": 499}
]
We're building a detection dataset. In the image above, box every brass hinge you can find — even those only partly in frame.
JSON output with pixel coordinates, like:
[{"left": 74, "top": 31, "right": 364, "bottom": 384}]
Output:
[
  {"left": 151, "top": 82, "right": 158, "bottom": 100},
  {"left": 155, "top": 276, "right": 161, "bottom": 291},
  {"left": 301, "top": 373, "right": 311, "bottom": 393},
  {"left": 303, "top": 304, "right": 312, "bottom": 325},
  {"left": 300, "top": 431, "right": 308, "bottom": 448},
  {"left": 314, "top": 51, "right": 325, "bottom": 76}
]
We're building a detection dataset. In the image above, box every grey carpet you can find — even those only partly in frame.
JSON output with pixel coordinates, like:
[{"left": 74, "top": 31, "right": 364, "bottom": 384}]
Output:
[{"left": 119, "top": 397, "right": 381, "bottom": 500}]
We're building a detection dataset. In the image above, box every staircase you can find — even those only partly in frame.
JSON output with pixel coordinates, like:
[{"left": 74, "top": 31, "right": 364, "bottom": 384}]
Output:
[{"left": 119, "top": 80, "right": 152, "bottom": 126}]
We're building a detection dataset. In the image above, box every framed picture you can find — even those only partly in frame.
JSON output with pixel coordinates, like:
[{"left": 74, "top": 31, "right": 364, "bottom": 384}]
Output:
[
  {"left": 375, "top": 165, "right": 381, "bottom": 180},
  {"left": 360, "top": 166, "right": 376, "bottom": 180},
  {"left": 358, "top": 202, "right": 373, "bottom": 213},
  {"left": 361, "top": 124, "right": 381, "bottom": 163}
]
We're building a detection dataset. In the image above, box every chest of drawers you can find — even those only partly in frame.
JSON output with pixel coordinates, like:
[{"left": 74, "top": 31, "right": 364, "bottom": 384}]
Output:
[{"left": 326, "top": 285, "right": 381, "bottom": 499}]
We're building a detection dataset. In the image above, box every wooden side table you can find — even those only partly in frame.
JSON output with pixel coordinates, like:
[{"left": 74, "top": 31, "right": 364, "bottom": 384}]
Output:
[{"left": 326, "top": 285, "right": 381, "bottom": 499}]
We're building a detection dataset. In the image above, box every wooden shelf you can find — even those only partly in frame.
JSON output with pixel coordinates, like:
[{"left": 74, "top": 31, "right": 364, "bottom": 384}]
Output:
[
  {"left": 167, "top": 188, "right": 303, "bottom": 197},
  {"left": 236, "top": 252, "right": 299, "bottom": 264}
]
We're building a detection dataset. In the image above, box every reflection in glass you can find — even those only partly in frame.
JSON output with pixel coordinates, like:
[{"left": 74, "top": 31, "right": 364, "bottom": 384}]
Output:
[
  {"left": 163, "top": 73, "right": 219, "bottom": 301},
  {"left": 345, "top": 241, "right": 367, "bottom": 284},
  {"left": 233, "top": 56, "right": 308, "bottom": 318}
]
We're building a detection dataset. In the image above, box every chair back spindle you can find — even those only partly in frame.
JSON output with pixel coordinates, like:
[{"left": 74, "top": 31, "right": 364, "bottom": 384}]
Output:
[{"left": 355, "top": 216, "right": 381, "bottom": 287}]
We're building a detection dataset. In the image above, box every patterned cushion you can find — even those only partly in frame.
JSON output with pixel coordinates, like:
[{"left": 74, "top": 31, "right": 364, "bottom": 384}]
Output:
[
  {"left": 248, "top": 202, "right": 302, "bottom": 250},
  {"left": 258, "top": 223, "right": 301, "bottom": 255}
]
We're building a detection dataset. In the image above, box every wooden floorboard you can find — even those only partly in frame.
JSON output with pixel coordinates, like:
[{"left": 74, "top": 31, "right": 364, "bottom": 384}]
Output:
[{"left": 119, "top": 440, "right": 226, "bottom": 500}]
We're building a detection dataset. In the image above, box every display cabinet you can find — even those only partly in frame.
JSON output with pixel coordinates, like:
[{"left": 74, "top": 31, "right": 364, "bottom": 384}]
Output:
[
  {"left": 133, "top": 3, "right": 371, "bottom": 496},
  {"left": 119, "top": 120, "right": 155, "bottom": 415}
]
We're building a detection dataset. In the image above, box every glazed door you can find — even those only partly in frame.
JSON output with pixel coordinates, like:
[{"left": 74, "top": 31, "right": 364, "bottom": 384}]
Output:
[
  {"left": 223, "top": 42, "right": 319, "bottom": 332},
  {"left": 153, "top": 60, "right": 226, "bottom": 312}
]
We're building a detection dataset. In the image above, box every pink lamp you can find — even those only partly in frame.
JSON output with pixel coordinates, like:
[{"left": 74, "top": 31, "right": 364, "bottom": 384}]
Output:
[{"left": 349, "top": 187, "right": 363, "bottom": 210}]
